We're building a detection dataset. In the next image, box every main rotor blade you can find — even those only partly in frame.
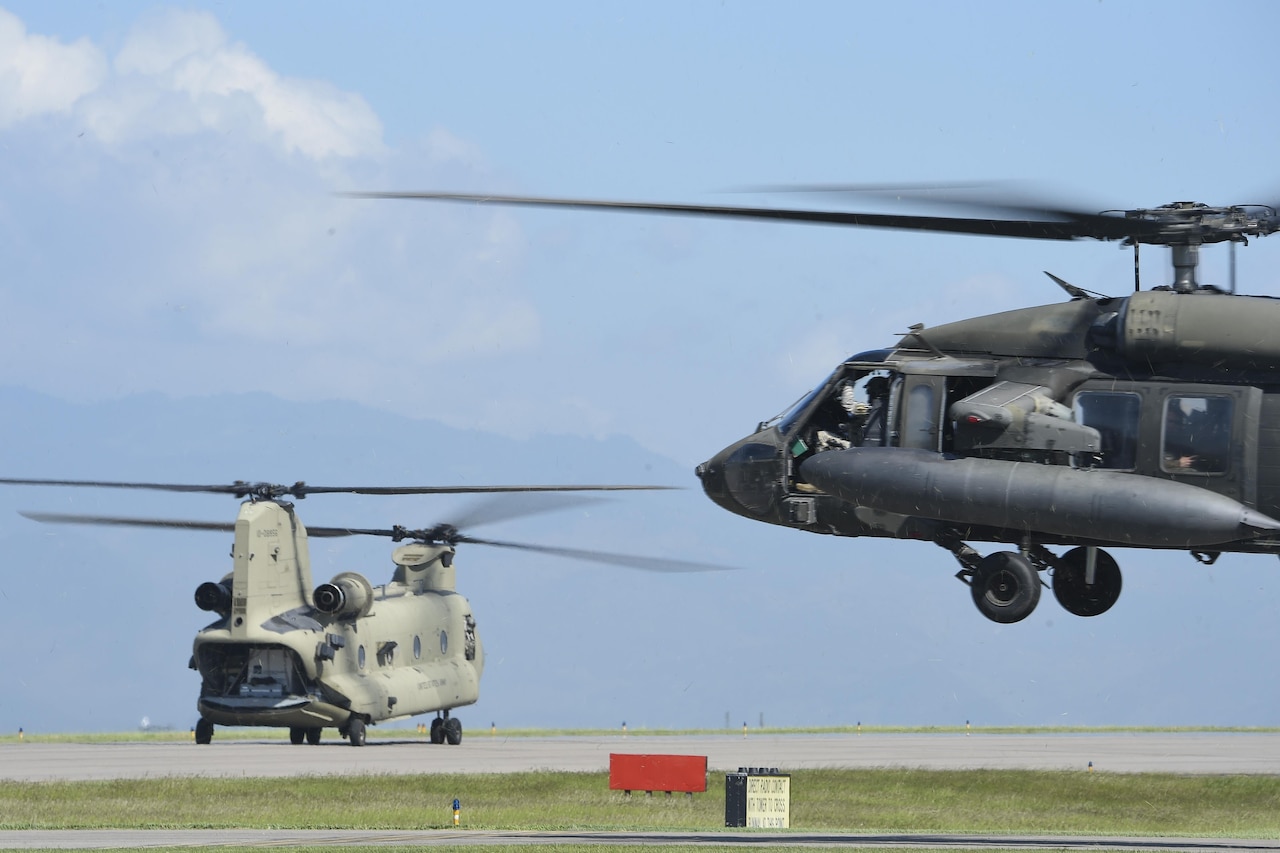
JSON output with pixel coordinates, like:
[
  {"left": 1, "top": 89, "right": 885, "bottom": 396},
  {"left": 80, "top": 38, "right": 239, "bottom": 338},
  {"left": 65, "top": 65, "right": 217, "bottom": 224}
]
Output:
[
  {"left": 441, "top": 492, "right": 606, "bottom": 531},
  {"left": 0, "top": 477, "right": 676, "bottom": 500},
  {"left": 1, "top": 478, "right": 243, "bottom": 494},
  {"left": 20, "top": 511, "right": 234, "bottom": 533},
  {"left": 19, "top": 512, "right": 735, "bottom": 573},
  {"left": 301, "top": 484, "right": 673, "bottom": 495},
  {"left": 454, "top": 534, "right": 735, "bottom": 573},
  {"left": 739, "top": 181, "right": 1127, "bottom": 227},
  {"left": 341, "top": 190, "right": 1142, "bottom": 242}
]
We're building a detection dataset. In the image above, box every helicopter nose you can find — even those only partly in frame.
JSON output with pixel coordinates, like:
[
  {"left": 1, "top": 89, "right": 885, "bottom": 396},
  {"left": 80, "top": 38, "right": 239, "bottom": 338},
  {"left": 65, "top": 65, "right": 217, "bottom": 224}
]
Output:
[{"left": 696, "top": 439, "right": 783, "bottom": 519}]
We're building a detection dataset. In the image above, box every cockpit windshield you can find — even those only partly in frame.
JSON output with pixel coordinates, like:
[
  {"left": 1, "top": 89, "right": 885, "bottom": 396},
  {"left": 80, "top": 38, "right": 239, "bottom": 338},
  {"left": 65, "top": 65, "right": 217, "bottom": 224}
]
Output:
[
  {"left": 763, "top": 352, "right": 894, "bottom": 436},
  {"left": 774, "top": 379, "right": 831, "bottom": 435}
]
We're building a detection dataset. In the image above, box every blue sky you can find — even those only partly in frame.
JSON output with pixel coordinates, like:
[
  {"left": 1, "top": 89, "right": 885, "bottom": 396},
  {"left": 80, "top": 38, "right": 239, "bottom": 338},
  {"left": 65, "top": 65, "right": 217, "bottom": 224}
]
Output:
[{"left": 2, "top": 1, "right": 1279, "bottom": 731}]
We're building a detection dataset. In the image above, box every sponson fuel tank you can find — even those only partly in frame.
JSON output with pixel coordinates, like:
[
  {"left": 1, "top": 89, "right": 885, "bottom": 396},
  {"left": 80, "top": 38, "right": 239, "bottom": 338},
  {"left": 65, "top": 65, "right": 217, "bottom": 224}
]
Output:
[{"left": 800, "top": 447, "right": 1280, "bottom": 548}]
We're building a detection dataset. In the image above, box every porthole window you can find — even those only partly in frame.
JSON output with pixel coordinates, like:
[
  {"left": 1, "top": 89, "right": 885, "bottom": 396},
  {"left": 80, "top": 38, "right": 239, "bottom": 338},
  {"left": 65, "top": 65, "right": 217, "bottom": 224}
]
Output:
[
  {"left": 440, "top": 630, "right": 448, "bottom": 654},
  {"left": 413, "top": 635, "right": 422, "bottom": 659},
  {"left": 357, "top": 645, "right": 366, "bottom": 670}
]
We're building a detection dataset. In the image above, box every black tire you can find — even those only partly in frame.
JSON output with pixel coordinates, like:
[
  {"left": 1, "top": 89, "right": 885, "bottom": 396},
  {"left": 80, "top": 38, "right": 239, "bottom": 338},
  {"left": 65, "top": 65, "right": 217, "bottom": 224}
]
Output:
[
  {"left": 430, "top": 717, "right": 445, "bottom": 745},
  {"left": 1053, "top": 547, "right": 1122, "bottom": 617},
  {"left": 305, "top": 727, "right": 322, "bottom": 746},
  {"left": 444, "top": 717, "right": 462, "bottom": 746},
  {"left": 970, "top": 551, "right": 1041, "bottom": 624},
  {"left": 289, "top": 727, "right": 305, "bottom": 745},
  {"left": 348, "top": 717, "right": 367, "bottom": 747},
  {"left": 195, "top": 718, "right": 214, "bottom": 745}
]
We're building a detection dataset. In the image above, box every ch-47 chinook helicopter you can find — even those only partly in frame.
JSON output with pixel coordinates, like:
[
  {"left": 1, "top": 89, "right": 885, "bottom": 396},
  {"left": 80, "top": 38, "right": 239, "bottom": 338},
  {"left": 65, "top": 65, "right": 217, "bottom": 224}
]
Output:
[
  {"left": 349, "top": 185, "right": 1280, "bottom": 624},
  {"left": 2, "top": 477, "right": 720, "bottom": 745}
]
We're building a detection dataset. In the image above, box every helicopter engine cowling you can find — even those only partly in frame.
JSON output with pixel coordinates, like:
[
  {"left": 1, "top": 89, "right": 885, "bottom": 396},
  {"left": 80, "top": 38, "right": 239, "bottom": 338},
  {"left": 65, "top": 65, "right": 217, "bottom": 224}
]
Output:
[
  {"left": 194, "top": 580, "right": 233, "bottom": 615},
  {"left": 313, "top": 571, "right": 373, "bottom": 618},
  {"left": 1089, "top": 291, "right": 1280, "bottom": 369}
]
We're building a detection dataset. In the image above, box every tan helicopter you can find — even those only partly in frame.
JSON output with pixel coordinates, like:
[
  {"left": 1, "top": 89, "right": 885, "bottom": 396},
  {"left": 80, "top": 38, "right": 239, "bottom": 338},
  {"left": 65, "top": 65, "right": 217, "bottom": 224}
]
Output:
[
  {"left": 349, "top": 186, "right": 1280, "bottom": 624},
  {"left": 4, "top": 478, "right": 722, "bottom": 745}
]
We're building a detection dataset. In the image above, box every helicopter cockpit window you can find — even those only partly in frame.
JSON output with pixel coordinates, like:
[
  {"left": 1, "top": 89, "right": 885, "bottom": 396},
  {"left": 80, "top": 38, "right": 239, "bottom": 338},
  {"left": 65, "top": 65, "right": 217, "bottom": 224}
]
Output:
[
  {"left": 1073, "top": 391, "right": 1140, "bottom": 470},
  {"left": 777, "top": 379, "right": 832, "bottom": 436},
  {"left": 1162, "top": 395, "right": 1232, "bottom": 474}
]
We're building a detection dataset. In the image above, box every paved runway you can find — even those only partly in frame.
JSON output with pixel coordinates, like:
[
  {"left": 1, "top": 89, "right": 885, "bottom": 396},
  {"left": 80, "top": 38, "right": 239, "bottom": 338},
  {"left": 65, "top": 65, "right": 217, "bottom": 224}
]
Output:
[{"left": 2, "top": 732, "right": 1278, "bottom": 781}]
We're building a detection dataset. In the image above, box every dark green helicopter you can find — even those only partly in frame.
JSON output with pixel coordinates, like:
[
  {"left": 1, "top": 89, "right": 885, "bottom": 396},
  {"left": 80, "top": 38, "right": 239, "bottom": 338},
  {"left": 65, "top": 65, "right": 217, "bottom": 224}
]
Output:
[{"left": 347, "top": 187, "right": 1280, "bottom": 624}]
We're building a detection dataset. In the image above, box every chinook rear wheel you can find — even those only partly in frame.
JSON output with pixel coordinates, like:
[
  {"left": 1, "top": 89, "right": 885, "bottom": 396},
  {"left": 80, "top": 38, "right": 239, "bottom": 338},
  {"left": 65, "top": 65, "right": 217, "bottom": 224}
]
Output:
[
  {"left": 289, "top": 727, "right": 304, "bottom": 745},
  {"left": 305, "top": 727, "right": 322, "bottom": 745},
  {"left": 444, "top": 717, "right": 462, "bottom": 746},
  {"left": 195, "top": 718, "right": 214, "bottom": 745},
  {"left": 970, "top": 551, "right": 1041, "bottom": 624},
  {"left": 1053, "top": 547, "right": 1122, "bottom": 617},
  {"left": 348, "top": 717, "right": 366, "bottom": 747}
]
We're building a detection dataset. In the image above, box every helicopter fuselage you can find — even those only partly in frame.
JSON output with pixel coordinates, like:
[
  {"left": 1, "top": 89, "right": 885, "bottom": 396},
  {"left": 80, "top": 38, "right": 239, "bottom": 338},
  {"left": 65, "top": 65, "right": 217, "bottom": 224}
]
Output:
[
  {"left": 696, "top": 288, "right": 1280, "bottom": 621},
  {"left": 188, "top": 502, "right": 484, "bottom": 741}
]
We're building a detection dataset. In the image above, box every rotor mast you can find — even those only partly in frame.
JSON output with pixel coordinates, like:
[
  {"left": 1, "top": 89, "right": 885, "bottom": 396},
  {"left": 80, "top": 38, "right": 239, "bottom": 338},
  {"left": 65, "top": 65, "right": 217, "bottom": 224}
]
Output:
[{"left": 1121, "top": 201, "right": 1279, "bottom": 294}]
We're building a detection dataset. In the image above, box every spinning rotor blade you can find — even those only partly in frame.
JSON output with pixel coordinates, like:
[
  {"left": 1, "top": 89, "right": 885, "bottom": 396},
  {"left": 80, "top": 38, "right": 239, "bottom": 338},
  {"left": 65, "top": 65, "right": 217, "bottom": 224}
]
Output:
[
  {"left": 738, "top": 181, "right": 1125, "bottom": 226},
  {"left": 342, "top": 189, "right": 1146, "bottom": 242},
  {"left": 440, "top": 492, "right": 605, "bottom": 531},
  {"left": 19, "top": 499, "right": 727, "bottom": 573},
  {"left": 304, "top": 524, "right": 734, "bottom": 572},
  {"left": 20, "top": 511, "right": 234, "bottom": 533},
  {"left": 454, "top": 534, "right": 735, "bottom": 573},
  {"left": 0, "top": 477, "right": 675, "bottom": 501},
  {"left": 345, "top": 187, "right": 1280, "bottom": 247},
  {"left": 301, "top": 493, "right": 609, "bottom": 539}
]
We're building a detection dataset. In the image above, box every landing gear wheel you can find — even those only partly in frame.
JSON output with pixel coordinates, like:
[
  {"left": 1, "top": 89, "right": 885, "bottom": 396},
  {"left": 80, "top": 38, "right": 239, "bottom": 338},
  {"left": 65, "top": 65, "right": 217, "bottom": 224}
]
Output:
[
  {"left": 429, "top": 717, "right": 445, "bottom": 745},
  {"left": 347, "top": 717, "right": 366, "bottom": 747},
  {"left": 970, "top": 551, "right": 1041, "bottom": 624},
  {"left": 289, "top": 727, "right": 305, "bottom": 745},
  {"left": 195, "top": 718, "right": 214, "bottom": 745},
  {"left": 444, "top": 717, "right": 462, "bottom": 746},
  {"left": 305, "top": 727, "right": 322, "bottom": 745},
  {"left": 1053, "top": 547, "right": 1122, "bottom": 617}
]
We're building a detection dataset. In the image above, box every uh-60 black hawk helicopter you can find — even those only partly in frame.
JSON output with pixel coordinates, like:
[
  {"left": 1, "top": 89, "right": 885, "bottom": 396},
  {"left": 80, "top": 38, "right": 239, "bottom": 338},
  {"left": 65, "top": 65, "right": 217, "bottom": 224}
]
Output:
[
  {"left": 2, "top": 477, "right": 723, "bottom": 745},
  {"left": 350, "top": 185, "right": 1280, "bottom": 624}
]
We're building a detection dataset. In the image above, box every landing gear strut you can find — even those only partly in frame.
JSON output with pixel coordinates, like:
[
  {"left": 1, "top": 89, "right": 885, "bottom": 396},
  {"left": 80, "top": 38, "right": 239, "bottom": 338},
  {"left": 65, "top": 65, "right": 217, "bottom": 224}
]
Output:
[
  {"left": 939, "top": 534, "right": 1123, "bottom": 623},
  {"left": 939, "top": 533, "right": 1042, "bottom": 624},
  {"left": 195, "top": 717, "right": 213, "bottom": 745},
  {"left": 430, "top": 711, "right": 463, "bottom": 745},
  {"left": 1051, "top": 546, "right": 1122, "bottom": 617},
  {"left": 969, "top": 551, "right": 1041, "bottom": 624}
]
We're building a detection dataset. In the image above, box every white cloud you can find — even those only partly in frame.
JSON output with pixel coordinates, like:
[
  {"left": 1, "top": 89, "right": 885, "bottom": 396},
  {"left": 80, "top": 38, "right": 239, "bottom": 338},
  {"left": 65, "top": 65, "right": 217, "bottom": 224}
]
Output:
[
  {"left": 0, "top": 7, "right": 106, "bottom": 127},
  {"left": 3, "top": 7, "right": 383, "bottom": 160}
]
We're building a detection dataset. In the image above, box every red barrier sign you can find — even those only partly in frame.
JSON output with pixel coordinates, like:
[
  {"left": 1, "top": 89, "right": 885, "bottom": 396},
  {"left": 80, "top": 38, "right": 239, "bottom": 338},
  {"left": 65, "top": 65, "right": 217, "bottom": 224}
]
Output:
[{"left": 609, "top": 753, "right": 708, "bottom": 793}]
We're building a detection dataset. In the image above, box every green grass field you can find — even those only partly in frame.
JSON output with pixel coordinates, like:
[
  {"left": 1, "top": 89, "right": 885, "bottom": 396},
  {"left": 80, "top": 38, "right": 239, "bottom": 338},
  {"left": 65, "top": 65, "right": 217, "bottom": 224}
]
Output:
[
  {"left": 2, "top": 768, "right": 1278, "bottom": 837},
  {"left": 2, "top": 729, "right": 1276, "bottom": 852}
]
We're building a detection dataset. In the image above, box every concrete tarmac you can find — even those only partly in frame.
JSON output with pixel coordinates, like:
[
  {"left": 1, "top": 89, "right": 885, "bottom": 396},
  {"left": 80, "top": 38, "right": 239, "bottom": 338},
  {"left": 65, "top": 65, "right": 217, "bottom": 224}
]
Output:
[{"left": 2, "top": 732, "right": 1279, "bottom": 781}]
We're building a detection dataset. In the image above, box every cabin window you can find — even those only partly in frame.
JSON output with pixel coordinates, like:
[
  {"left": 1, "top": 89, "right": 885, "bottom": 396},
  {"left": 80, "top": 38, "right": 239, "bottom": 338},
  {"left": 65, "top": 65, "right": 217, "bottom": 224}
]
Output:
[
  {"left": 357, "top": 644, "right": 366, "bottom": 670},
  {"left": 1162, "top": 395, "right": 1232, "bottom": 474},
  {"left": 413, "top": 635, "right": 422, "bottom": 659},
  {"left": 1074, "top": 391, "right": 1140, "bottom": 470},
  {"left": 440, "top": 630, "right": 449, "bottom": 654}
]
